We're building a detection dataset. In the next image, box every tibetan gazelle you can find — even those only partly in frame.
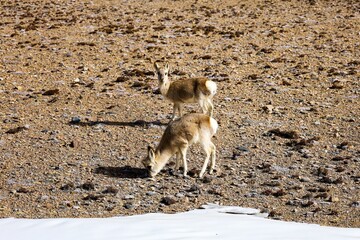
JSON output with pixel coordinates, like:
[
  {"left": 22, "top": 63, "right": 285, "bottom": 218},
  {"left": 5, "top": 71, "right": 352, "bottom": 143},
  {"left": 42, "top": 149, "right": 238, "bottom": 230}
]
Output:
[
  {"left": 154, "top": 62, "right": 217, "bottom": 120},
  {"left": 142, "top": 113, "right": 218, "bottom": 178}
]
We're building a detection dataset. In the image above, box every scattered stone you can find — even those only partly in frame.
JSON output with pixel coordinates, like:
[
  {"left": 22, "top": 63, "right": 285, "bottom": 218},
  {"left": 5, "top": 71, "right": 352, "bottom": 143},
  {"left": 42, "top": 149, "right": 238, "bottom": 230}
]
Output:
[
  {"left": 42, "top": 89, "right": 59, "bottom": 96},
  {"left": 317, "top": 167, "right": 329, "bottom": 176},
  {"left": 232, "top": 146, "right": 250, "bottom": 159},
  {"left": 70, "top": 116, "right": 81, "bottom": 124},
  {"left": 69, "top": 140, "right": 79, "bottom": 148},
  {"left": 187, "top": 184, "right": 201, "bottom": 194},
  {"left": 302, "top": 200, "right": 315, "bottom": 207},
  {"left": 115, "top": 76, "right": 130, "bottom": 82},
  {"left": 315, "top": 192, "right": 329, "bottom": 199},
  {"left": 83, "top": 194, "right": 103, "bottom": 201},
  {"left": 262, "top": 105, "right": 274, "bottom": 114},
  {"left": 207, "top": 188, "right": 223, "bottom": 196},
  {"left": 329, "top": 80, "right": 344, "bottom": 89},
  {"left": 287, "top": 136, "right": 320, "bottom": 149},
  {"left": 187, "top": 168, "right": 200, "bottom": 177},
  {"left": 268, "top": 128, "right": 300, "bottom": 139},
  {"left": 201, "top": 175, "right": 213, "bottom": 183},
  {"left": 123, "top": 202, "right": 134, "bottom": 209},
  {"left": 102, "top": 187, "right": 118, "bottom": 195},
  {"left": 81, "top": 182, "right": 95, "bottom": 191},
  {"left": 60, "top": 183, "right": 75, "bottom": 191},
  {"left": 17, "top": 187, "right": 31, "bottom": 194},
  {"left": 175, "top": 193, "right": 185, "bottom": 198},
  {"left": 161, "top": 196, "right": 177, "bottom": 205},
  {"left": 337, "top": 141, "right": 350, "bottom": 150},
  {"left": 329, "top": 195, "right": 339, "bottom": 202},
  {"left": 5, "top": 126, "right": 27, "bottom": 134},
  {"left": 123, "top": 195, "right": 135, "bottom": 200}
]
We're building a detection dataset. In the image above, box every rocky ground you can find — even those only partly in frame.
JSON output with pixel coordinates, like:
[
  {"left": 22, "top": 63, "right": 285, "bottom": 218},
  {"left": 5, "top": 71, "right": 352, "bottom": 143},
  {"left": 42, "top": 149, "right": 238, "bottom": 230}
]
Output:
[{"left": 0, "top": 0, "right": 359, "bottom": 227}]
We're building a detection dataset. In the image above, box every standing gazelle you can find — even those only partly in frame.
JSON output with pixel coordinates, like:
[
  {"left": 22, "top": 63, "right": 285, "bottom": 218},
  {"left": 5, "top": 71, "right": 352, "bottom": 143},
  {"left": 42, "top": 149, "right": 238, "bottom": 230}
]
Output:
[
  {"left": 142, "top": 113, "right": 218, "bottom": 178},
  {"left": 154, "top": 62, "right": 217, "bottom": 120}
]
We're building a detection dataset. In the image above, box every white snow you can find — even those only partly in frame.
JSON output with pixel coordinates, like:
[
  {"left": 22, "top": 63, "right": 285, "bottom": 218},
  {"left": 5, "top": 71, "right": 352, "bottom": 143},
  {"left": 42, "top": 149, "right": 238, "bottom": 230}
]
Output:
[{"left": 0, "top": 204, "right": 359, "bottom": 240}]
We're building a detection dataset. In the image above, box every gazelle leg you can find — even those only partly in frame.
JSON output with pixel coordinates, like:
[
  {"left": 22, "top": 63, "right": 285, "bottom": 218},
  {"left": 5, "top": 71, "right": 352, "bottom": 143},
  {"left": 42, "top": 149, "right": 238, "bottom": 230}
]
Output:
[
  {"left": 179, "top": 147, "right": 188, "bottom": 177},
  {"left": 199, "top": 141, "right": 212, "bottom": 178},
  {"left": 175, "top": 152, "right": 181, "bottom": 171},
  {"left": 209, "top": 142, "right": 216, "bottom": 174},
  {"left": 177, "top": 104, "right": 183, "bottom": 117},
  {"left": 172, "top": 103, "right": 179, "bottom": 120}
]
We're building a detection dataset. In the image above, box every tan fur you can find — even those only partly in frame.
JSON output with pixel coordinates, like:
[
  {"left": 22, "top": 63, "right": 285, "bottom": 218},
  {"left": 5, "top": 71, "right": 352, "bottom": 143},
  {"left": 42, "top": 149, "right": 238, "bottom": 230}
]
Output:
[
  {"left": 154, "top": 62, "right": 217, "bottom": 120},
  {"left": 142, "top": 113, "right": 218, "bottom": 178}
]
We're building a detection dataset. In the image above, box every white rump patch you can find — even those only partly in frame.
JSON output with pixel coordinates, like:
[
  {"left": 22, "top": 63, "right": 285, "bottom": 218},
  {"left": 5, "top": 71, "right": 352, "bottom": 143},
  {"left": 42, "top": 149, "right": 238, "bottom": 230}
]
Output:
[
  {"left": 205, "top": 81, "right": 217, "bottom": 95},
  {"left": 209, "top": 117, "right": 218, "bottom": 135}
]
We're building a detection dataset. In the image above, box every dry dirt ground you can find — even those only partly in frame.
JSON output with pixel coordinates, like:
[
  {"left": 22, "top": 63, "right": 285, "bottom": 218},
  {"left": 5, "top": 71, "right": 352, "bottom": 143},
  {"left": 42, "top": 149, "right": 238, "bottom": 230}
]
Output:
[{"left": 0, "top": 0, "right": 359, "bottom": 227}]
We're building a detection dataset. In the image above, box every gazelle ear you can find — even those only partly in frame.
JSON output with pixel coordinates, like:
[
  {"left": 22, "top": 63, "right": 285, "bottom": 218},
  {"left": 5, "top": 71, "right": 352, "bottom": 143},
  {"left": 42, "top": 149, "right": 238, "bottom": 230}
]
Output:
[
  {"left": 164, "top": 62, "right": 170, "bottom": 73},
  {"left": 148, "top": 146, "right": 156, "bottom": 163},
  {"left": 154, "top": 62, "right": 160, "bottom": 71}
]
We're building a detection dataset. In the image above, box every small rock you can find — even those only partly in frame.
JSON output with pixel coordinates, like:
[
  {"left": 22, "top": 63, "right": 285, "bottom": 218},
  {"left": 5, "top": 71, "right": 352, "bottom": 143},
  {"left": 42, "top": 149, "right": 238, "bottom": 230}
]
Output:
[
  {"left": 69, "top": 140, "right": 79, "bottom": 148},
  {"left": 17, "top": 187, "right": 31, "bottom": 194},
  {"left": 175, "top": 193, "right": 185, "bottom": 198},
  {"left": 202, "top": 176, "right": 213, "bottom": 183},
  {"left": 329, "top": 195, "right": 339, "bottom": 202},
  {"left": 268, "top": 128, "right": 300, "bottom": 139},
  {"left": 207, "top": 188, "right": 223, "bottom": 196},
  {"left": 146, "top": 191, "right": 156, "bottom": 196},
  {"left": 302, "top": 200, "right": 315, "bottom": 207},
  {"left": 81, "top": 182, "right": 95, "bottom": 191},
  {"left": 83, "top": 194, "right": 103, "bottom": 201},
  {"left": 329, "top": 80, "right": 344, "bottom": 89},
  {"left": 60, "top": 183, "right": 75, "bottom": 191},
  {"left": 161, "top": 196, "right": 177, "bottom": 205},
  {"left": 317, "top": 167, "right": 329, "bottom": 176},
  {"left": 42, "top": 89, "right": 60, "bottom": 96},
  {"left": 262, "top": 105, "right": 274, "bottom": 114},
  {"left": 187, "top": 185, "right": 201, "bottom": 194},
  {"left": 70, "top": 117, "right": 81, "bottom": 124},
  {"left": 5, "top": 126, "right": 27, "bottom": 134},
  {"left": 123, "top": 195, "right": 135, "bottom": 200},
  {"left": 124, "top": 202, "right": 134, "bottom": 209},
  {"left": 102, "top": 187, "right": 118, "bottom": 195}
]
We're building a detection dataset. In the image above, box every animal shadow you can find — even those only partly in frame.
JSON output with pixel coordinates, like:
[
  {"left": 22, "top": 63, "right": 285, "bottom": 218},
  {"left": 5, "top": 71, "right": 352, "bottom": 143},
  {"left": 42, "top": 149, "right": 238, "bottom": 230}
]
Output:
[
  {"left": 69, "top": 119, "right": 167, "bottom": 127},
  {"left": 94, "top": 165, "right": 148, "bottom": 179}
]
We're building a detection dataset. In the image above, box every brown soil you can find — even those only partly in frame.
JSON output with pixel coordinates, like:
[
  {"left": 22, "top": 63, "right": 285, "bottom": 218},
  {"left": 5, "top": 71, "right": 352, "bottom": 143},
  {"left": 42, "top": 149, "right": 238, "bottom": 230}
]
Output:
[{"left": 0, "top": 0, "right": 359, "bottom": 227}]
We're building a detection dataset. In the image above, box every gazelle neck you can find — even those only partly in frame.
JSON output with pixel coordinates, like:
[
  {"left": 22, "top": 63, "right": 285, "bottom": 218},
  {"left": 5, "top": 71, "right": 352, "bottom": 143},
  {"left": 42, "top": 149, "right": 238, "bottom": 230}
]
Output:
[
  {"left": 151, "top": 149, "right": 173, "bottom": 176},
  {"left": 159, "top": 80, "right": 170, "bottom": 96}
]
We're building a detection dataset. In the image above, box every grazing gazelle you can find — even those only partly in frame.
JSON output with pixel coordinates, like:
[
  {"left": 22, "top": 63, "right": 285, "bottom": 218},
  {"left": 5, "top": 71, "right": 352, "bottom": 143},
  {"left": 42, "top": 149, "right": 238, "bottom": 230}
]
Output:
[
  {"left": 142, "top": 113, "right": 218, "bottom": 178},
  {"left": 154, "top": 62, "right": 217, "bottom": 120}
]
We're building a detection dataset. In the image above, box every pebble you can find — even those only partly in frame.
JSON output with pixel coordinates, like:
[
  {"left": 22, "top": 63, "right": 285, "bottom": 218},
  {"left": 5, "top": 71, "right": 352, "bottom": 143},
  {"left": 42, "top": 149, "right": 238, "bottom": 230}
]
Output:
[
  {"left": 161, "top": 196, "right": 177, "bottom": 205},
  {"left": 123, "top": 195, "right": 135, "bottom": 200},
  {"left": 146, "top": 191, "right": 156, "bottom": 196},
  {"left": 81, "top": 182, "right": 95, "bottom": 191},
  {"left": 70, "top": 116, "right": 81, "bottom": 123},
  {"left": 262, "top": 105, "right": 274, "bottom": 114},
  {"left": 175, "top": 193, "right": 185, "bottom": 198},
  {"left": 124, "top": 203, "right": 134, "bottom": 209},
  {"left": 102, "top": 187, "right": 118, "bottom": 195}
]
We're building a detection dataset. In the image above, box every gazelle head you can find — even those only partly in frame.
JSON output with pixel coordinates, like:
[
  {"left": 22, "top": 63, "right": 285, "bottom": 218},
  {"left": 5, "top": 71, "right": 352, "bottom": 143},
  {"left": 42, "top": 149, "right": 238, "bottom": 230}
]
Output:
[
  {"left": 142, "top": 146, "right": 157, "bottom": 177},
  {"left": 154, "top": 62, "right": 170, "bottom": 83}
]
